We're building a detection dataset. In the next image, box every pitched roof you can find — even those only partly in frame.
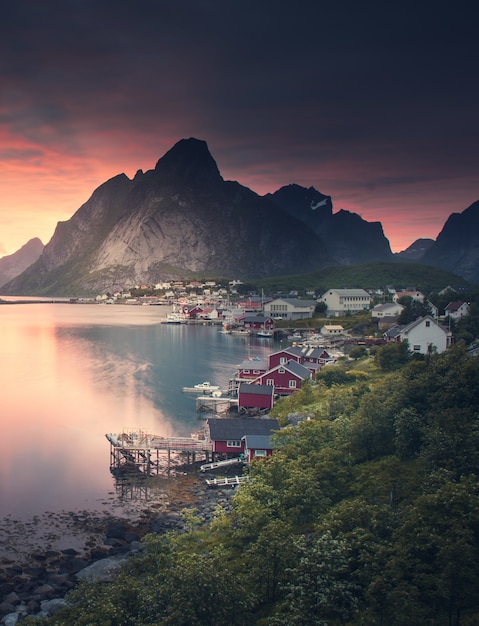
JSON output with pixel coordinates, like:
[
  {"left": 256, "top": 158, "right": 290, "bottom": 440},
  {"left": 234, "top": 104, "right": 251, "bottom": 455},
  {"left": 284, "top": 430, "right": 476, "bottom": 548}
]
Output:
[
  {"left": 244, "top": 315, "right": 272, "bottom": 323},
  {"left": 207, "top": 417, "right": 279, "bottom": 441},
  {"left": 372, "top": 302, "right": 404, "bottom": 312},
  {"left": 383, "top": 324, "right": 405, "bottom": 339},
  {"left": 301, "top": 346, "right": 332, "bottom": 360},
  {"left": 243, "top": 435, "right": 275, "bottom": 450},
  {"left": 280, "top": 359, "right": 312, "bottom": 379},
  {"left": 269, "top": 298, "right": 317, "bottom": 307},
  {"left": 237, "top": 358, "right": 268, "bottom": 370},
  {"left": 238, "top": 382, "right": 274, "bottom": 396},
  {"left": 400, "top": 315, "right": 449, "bottom": 335},
  {"left": 269, "top": 346, "right": 303, "bottom": 358},
  {"left": 323, "top": 288, "right": 370, "bottom": 297},
  {"left": 445, "top": 300, "right": 466, "bottom": 312}
]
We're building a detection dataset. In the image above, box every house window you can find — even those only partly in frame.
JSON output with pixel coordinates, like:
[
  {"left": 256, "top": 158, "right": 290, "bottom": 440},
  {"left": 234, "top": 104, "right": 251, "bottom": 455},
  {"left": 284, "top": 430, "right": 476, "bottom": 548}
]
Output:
[
  {"left": 243, "top": 369, "right": 250, "bottom": 374},
  {"left": 280, "top": 357, "right": 287, "bottom": 364},
  {"left": 425, "top": 321, "right": 430, "bottom": 327},
  {"left": 254, "top": 450, "right": 267, "bottom": 457},
  {"left": 253, "top": 370, "right": 260, "bottom": 374},
  {"left": 413, "top": 345, "right": 421, "bottom": 351},
  {"left": 289, "top": 380, "right": 297, "bottom": 388},
  {"left": 279, "top": 367, "right": 285, "bottom": 374},
  {"left": 266, "top": 378, "right": 274, "bottom": 386},
  {"left": 227, "top": 440, "right": 242, "bottom": 447}
]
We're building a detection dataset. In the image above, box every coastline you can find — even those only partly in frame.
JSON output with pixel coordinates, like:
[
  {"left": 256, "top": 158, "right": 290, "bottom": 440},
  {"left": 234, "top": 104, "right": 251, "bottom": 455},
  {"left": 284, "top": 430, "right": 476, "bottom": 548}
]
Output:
[{"left": 0, "top": 467, "right": 236, "bottom": 621}]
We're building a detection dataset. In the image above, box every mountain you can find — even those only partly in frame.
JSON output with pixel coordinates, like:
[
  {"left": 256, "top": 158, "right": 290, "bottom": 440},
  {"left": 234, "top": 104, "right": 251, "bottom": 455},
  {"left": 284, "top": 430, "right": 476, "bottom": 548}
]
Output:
[
  {"left": 0, "top": 238, "right": 44, "bottom": 288},
  {"left": 421, "top": 200, "right": 479, "bottom": 284},
  {"left": 266, "top": 184, "right": 393, "bottom": 264},
  {"left": 2, "top": 138, "right": 413, "bottom": 297},
  {"left": 395, "top": 238, "right": 435, "bottom": 261},
  {"left": 3, "top": 139, "right": 343, "bottom": 296}
]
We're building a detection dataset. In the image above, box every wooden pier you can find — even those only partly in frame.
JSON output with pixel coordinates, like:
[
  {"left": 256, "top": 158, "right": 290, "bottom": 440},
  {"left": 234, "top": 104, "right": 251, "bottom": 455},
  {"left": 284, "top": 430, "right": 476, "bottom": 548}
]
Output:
[
  {"left": 205, "top": 475, "right": 249, "bottom": 488},
  {"left": 106, "top": 429, "right": 213, "bottom": 475},
  {"left": 195, "top": 396, "right": 238, "bottom": 414},
  {"left": 200, "top": 457, "right": 244, "bottom": 472}
]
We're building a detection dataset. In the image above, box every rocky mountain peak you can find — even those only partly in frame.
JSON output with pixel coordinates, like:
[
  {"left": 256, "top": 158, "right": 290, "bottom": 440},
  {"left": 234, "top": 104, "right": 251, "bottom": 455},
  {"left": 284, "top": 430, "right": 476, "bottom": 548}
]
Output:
[{"left": 154, "top": 137, "right": 221, "bottom": 186}]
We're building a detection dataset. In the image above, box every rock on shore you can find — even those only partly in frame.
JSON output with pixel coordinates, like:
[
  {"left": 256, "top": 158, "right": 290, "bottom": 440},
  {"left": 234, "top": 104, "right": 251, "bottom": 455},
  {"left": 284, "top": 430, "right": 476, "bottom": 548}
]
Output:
[{"left": 0, "top": 469, "right": 237, "bottom": 623}]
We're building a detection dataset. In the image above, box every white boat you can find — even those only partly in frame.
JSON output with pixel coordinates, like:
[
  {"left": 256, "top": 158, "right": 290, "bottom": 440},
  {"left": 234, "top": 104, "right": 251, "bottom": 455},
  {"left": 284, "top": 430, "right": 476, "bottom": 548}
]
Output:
[
  {"left": 257, "top": 329, "right": 273, "bottom": 338},
  {"left": 195, "top": 381, "right": 219, "bottom": 390},
  {"left": 165, "top": 304, "right": 189, "bottom": 324},
  {"left": 182, "top": 381, "right": 221, "bottom": 394}
]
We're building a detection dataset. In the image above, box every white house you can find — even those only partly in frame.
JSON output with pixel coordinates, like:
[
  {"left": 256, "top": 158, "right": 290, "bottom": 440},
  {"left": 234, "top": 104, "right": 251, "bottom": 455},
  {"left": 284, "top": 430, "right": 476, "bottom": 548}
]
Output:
[
  {"left": 321, "top": 324, "right": 345, "bottom": 336},
  {"left": 371, "top": 302, "right": 404, "bottom": 318},
  {"left": 263, "top": 298, "right": 317, "bottom": 321},
  {"left": 319, "top": 289, "right": 371, "bottom": 317},
  {"left": 398, "top": 315, "right": 453, "bottom": 354},
  {"left": 445, "top": 300, "right": 470, "bottom": 320}
]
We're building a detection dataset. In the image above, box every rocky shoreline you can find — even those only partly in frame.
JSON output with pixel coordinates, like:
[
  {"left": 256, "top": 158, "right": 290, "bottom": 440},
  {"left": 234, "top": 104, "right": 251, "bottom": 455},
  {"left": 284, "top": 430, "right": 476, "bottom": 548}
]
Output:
[{"left": 0, "top": 468, "right": 237, "bottom": 625}]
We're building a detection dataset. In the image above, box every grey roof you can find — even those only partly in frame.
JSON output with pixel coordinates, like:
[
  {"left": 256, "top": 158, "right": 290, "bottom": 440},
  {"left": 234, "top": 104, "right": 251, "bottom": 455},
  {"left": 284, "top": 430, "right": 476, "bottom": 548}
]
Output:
[
  {"left": 383, "top": 324, "right": 405, "bottom": 339},
  {"left": 239, "top": 382, "right": 274, "bottom": 396},
  {"left": 269, "top": 346, "right": 303, "bottom": 358},
  {"left": 301, "top": 346, "right": 331, "bottom": 360},
  {"left": 207, "top": 417, "right": 280, "bottom": 441},
  {"left": 373, "top": 302, "right": 403, "bottom": 312},
  {"left": 237, "top": 358, "right": 268, "bottom": 370},
  {"left": 244, "top": 315, "right": 272, "bottom": 323},
  {"left": 243, "top": 435, "right": 274, "bottom": 450},
  {"left": 281, "top": 359, "right": 312, "bottom": 379},
  {"left": 270, "top": 298, "right": 317, "bottom": 307}
]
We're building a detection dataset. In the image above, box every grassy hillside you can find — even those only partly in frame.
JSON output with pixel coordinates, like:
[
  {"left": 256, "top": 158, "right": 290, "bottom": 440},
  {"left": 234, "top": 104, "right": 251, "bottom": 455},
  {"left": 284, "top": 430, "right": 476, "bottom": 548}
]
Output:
[
  {"left": 26, "top": 344, "right": 479, "bottom": 625},
  {"left": 257, "top": 262, "right": 474, "bottom": 296}
]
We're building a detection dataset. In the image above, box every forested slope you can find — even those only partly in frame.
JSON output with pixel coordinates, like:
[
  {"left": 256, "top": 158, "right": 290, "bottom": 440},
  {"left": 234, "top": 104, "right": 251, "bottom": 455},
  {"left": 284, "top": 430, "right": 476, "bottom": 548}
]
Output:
[{"left": 26, "top": 344, "right": 479, "bottom": 626}]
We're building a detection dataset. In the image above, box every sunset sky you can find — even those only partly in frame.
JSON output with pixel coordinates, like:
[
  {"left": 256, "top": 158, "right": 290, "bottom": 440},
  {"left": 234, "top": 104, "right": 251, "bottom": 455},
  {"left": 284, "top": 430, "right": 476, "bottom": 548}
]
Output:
[{"left": 0, "top": 1, "right": 477, "bottom": 256}]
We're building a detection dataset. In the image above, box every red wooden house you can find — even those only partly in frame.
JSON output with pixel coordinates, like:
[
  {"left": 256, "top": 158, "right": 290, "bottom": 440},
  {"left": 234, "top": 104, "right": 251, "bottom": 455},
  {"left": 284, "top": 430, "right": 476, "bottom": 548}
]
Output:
[
  {"left": 187, "top": 305, "right": 205, "bottom": 319},
  {"left": 300, "top": 346, "right": 335, "bottom": 366},
  {"left": 205, "top": 417, "right": 280, "bottom": 457},
  {"left": 268, "top": 346, "right": 304, "bottom": 369},
  {"left": 251, "top": 359, "right": 312, "bottom": 395},
  {"left": 243, "top": 315, "right": 275, "bottom": 333},
  {"left": 235, "top": 358, "right": 269, "bottom": 381},
  {"left": 242, "top": 434, "right": 275, "bottom": 462},
  {"left": 238, "top": 382, "right": 274, "bottom": 412}
]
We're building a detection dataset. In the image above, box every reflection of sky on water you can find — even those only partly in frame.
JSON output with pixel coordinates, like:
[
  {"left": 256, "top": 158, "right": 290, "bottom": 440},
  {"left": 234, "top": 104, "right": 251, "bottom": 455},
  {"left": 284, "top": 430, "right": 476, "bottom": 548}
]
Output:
[{"left": 0, "top": 304, "right": 274, "bottom": 519}]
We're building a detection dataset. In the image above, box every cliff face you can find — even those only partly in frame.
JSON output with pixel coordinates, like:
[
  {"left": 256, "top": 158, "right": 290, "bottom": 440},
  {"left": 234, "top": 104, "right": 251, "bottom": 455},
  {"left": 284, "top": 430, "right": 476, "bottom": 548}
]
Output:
[
  {"left": 4, "top": 138, "right": 415, "bottom": 296},
  {"left": 3, "top": 139, "right": 336, "bottom": 295},
  {"left": 267, "top": 184, "right": 393, "bottom": 264},
  {"left": 422, "top": 200, "right": 479, "bottom": 284}
]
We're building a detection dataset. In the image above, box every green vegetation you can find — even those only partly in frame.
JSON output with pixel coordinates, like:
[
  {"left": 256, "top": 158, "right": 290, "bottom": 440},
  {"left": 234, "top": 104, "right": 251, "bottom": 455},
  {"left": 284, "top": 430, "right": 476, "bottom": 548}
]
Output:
[
  {"left": 25, "top": 344, "right": 479, "bottom": 625},
  {"left": 257, "top": 262, "right": 474, "bottom": 296}
]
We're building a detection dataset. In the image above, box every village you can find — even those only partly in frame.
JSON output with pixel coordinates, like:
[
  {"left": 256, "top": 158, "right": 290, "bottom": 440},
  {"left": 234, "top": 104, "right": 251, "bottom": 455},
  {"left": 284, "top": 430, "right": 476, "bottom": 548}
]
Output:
[{"left": 105, "top": 281, "right": 475, "bottom": 486}]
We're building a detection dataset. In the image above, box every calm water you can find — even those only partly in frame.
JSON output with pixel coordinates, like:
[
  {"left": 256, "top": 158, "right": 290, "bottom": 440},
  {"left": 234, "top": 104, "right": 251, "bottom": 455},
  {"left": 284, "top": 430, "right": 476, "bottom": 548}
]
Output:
[{"left": 0, "top": 302, "right": 275, "bottom": 521}]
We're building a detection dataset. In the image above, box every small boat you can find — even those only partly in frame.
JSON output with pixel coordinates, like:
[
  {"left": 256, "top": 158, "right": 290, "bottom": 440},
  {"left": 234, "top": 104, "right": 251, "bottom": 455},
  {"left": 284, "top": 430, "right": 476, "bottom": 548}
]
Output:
[
  {"left": 165, "top": 303, "right": 189, "bottom": 323},
  {"left": 182, "top": 381, "right": 221, "bottom": 394},
  {"left": 194, "top": 381, "right": 219, "bottom": 390},
  {"left": 257, "top": 330, "right": 273, "bottom": 338}
]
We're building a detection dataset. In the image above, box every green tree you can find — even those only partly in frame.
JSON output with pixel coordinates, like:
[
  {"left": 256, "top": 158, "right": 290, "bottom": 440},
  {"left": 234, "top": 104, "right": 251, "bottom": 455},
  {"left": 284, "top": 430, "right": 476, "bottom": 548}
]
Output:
[
  {"left": 272, "top": 532, "right": 358, "bottom": 625},
  {"left": 374, "top": 340, "right": 410, "bottom": 371}
]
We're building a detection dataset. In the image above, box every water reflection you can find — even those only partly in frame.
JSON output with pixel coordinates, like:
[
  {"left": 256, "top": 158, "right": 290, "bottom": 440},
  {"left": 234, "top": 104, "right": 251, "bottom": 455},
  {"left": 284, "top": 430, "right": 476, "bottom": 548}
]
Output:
[{"left": 0, "top": 303, "right": 274, "bottom": 520}]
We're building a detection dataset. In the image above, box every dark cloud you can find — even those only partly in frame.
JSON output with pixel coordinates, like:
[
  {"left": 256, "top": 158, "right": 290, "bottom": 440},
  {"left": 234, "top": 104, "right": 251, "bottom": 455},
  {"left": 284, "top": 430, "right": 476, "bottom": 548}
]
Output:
[{"left": 0, "top": 0, "right": 478, "bottom": 252}]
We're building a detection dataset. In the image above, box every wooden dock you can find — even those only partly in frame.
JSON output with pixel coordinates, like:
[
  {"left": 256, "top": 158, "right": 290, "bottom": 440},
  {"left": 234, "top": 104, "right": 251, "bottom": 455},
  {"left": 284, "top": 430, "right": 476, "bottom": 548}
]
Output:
[
  {"left": 200, "top": 457, "right": 244, "bottom": 472},
  {"left": 196, "top": 396, "right": 238, "bottom": 414},
  {"left": 106, "top": 430, "right": 213, "bottom": 475},
  {"left": 205, "top": 475, "right": 248, "bottom": 487}
]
